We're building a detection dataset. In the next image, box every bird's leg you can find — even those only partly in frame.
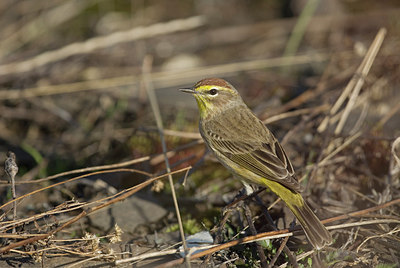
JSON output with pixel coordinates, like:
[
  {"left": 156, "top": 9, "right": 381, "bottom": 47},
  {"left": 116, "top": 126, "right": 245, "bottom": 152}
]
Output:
[
  {"left": 212, "top": 187, "right": 248, "bottom": 244},
  {"left": 243, "top": 199, "right": 268, "bottom": 268},
  {"left": 254, "top": 195, "right": 277, "bottom": 229},
  {"left": 212, "top": 184, "right": 266, "bottom": 242},
  {"left": 205, "top": 187, "right": 249, "bottom": 265},
  {"left": 253, "top": 195, "right": 299, "bottom": 268}
]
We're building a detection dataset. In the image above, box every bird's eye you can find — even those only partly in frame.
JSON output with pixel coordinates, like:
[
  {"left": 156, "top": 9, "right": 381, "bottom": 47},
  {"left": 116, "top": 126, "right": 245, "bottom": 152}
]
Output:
[{"left": 208, "top": 88, "right": 218, "bottom": 96}]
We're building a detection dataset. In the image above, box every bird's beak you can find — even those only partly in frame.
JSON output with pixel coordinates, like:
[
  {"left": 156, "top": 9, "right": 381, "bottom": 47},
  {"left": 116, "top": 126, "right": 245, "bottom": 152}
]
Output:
[{"left": 179, "top": 88, "right": 196, "bottom": 94}]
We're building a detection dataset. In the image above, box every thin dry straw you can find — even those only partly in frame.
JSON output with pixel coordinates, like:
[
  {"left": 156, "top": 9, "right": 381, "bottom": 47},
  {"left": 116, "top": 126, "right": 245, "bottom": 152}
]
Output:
[
  {"left": 141, "top": 55, "right": 189, "bottom": 265},
  {"left": 356, "top": 226, "right": 400, "bottom": 253},
  {"left": 318, "top": 28, "right": 387, "bottom": 134},
  {"left": 0, "top": 156, "right": 151, "bottom": 185},
  {"left": 334, "top": 28, "right": 386, "bottom": 134},
  {"left": 117, "top": 219, "right": 400, "bottom": 266},
  {"left": 154, "top": 198, "right": 400, "bottom": 268},
  {"left": 0, "top": 167, "right": 191, "bottom": 254},
  {"left": 0, "top": 169, "right": 143, "bottom": 213},
  {"left": 0, "top": 52, "right": 331, "bottom": 100},
  {"left": 0, "top": 16, "right": 205, "bottom": 77},
  {"left": 0, "top": 0, "right": 93, "bottom": 57}
]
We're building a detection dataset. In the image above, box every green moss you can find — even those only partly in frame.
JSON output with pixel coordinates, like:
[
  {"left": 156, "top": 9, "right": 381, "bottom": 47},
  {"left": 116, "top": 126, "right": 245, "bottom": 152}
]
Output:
[
  {"left": 165, "top": 218, "right": 202, "bottom": 235},
  {"left": 128, "top": 134, "right": 156, "bottom": 155}
]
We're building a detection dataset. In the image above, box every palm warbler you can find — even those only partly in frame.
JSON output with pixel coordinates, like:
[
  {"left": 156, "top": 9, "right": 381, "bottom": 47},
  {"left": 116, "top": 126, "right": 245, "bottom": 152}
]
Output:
[{"left": 180, "top": 78, "right": 332, "bottom": 249}]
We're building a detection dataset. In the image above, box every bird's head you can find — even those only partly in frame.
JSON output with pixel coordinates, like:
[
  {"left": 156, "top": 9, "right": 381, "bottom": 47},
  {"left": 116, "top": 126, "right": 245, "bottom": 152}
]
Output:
[{"left": 180, "top": 78, "right": 243, "bottom": 119}]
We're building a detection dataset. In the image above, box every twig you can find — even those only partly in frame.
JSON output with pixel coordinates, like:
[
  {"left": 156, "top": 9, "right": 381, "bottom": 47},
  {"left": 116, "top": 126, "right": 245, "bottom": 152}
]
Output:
[
  {"left": 0, "top": 201, "right": 85, "bottom": 233},
  {"left": 0, "top": 168, "right": 148, "bottom": 211},
  {"left": 356, "top": 226, "right": 400, "bottom": 253},
  {"left": 155, "top": 231, "right": 293, "bottom": 268},
  {"left": 0, "top": 52, "right": 331, "bottom": 100},
  {"left": 322, "top": 198, "right": 400, "bottom": 225},
  {"left": 347, "top": 187, "right": 379, "bottom": 205},
  {"left": 317, "top": 28, "right": 387, "bottom": 134},
  {"left": 0, "top": 155, "right": 151, "bottom": 185},
  {"left": 335, "top": 28, "right": 387, "bottom": 134},
  {"left": 0, "top": 16, "right": 205, "bottom": 77},
  {"left": 262, "top": 55, "right": 356, "bottom": 119},
  {"left": 146, "top": 128, "right": 201, "bottom": 139},
  {"left": 0, "top": 167, "right": 191, "bottom": 254},
  {"left": 0, "top": 0, "right": 94, "bottom": 57},
  {"left": 115, "top": 248, "right": 180, "bottom": 265},
  {"left": 4, "top": 151, "right": 18, "bottom": 233},
  {"left": 156, "top": 198, "right": 400, "bottom": 267},
  {"left": 326, "top": 219, "right": 400, "bottom": 231},
  {"left": 267, "top": 236, "right": 289, "bottom": 268},
  {"left": 317, "top": 132, "right": 362, "bottom": 167},
  {"left": 262, "top": 105, "right": 329, "bottom": 125},
  {"left": 93, "top": 199, "right": 400, "bottom": 267},
  {"left": 141, "top": 55, "right": 189, "bottom": 267}
]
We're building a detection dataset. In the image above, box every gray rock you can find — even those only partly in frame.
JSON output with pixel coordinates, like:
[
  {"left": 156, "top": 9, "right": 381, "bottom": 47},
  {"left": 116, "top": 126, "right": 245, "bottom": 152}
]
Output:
[{"left": 89, "top": 194, "right": 167, "bottom": 233}]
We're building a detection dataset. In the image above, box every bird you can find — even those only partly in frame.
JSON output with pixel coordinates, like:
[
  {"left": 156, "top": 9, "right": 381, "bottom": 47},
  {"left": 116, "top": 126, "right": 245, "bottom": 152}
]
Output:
[{"left": 180, "top": 78, "right": 332, "bottom": 249}]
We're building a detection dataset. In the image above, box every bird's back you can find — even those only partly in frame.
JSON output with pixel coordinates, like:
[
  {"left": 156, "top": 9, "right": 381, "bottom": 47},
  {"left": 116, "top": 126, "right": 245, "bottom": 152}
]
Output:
[{"left": 200, "top": 104, "right": 302, "bottom": 192}]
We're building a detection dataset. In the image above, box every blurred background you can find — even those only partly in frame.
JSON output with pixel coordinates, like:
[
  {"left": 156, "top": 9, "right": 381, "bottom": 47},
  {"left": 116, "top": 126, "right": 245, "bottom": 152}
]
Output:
[{"left": 0, "top": 0, "right": 399, "bottom": 266}]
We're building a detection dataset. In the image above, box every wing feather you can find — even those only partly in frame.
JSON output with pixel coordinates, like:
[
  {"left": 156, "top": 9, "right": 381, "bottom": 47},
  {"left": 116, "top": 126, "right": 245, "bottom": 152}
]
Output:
[{"left": 203, "top": 117, "right": 301, "bottom": 192}]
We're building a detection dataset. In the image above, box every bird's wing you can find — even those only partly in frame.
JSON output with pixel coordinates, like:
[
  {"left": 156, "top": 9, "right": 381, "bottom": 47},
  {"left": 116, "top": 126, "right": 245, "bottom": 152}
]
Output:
[{"left": 204, "top": 122, "right": 301, "bottom": 192}]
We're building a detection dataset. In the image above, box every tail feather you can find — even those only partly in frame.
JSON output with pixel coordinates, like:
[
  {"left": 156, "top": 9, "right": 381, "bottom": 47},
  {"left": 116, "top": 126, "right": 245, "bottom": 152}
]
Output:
[
  {"left": 262, "top": 179, "right": 332, "bottom": 249},
  {"left": 288, "top": 200, "right": 332, "bottom": 250}
]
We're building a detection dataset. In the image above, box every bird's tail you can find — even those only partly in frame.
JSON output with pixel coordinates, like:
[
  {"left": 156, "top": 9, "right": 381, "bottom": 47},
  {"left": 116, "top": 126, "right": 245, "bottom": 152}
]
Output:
[
  {"left": 286, "top": 197, "right": 332, "bottom": 250},
  {"left": 263, "top": 180, "right": 332, "bottom": 249}
]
